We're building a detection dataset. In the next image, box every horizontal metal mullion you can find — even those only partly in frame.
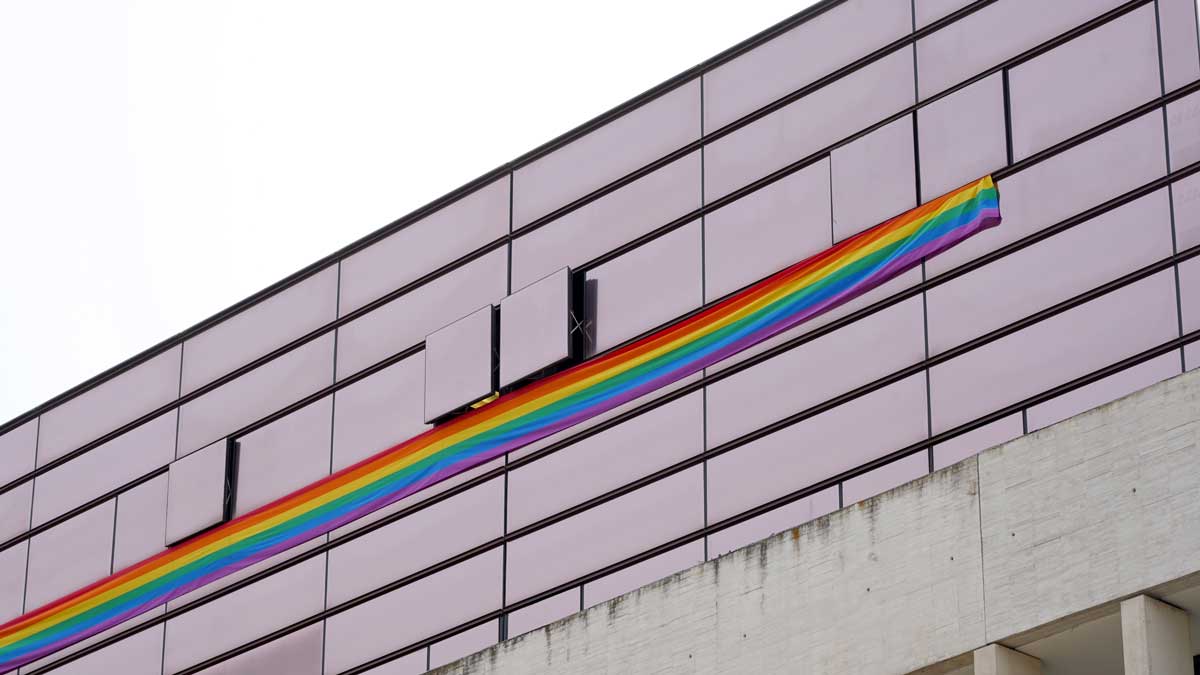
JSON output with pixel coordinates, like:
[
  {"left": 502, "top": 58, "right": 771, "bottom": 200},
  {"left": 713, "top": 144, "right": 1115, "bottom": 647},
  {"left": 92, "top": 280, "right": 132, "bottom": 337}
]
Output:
[
  {"left": 6, "top": 146, "right": 1198, "bottom": 566},
  {"left": 0, "top": 0, "right": 1051, "bottom": 443},
  {"left": 570, "top": 0, "right": 1171, "bottom": 276},
  {"left": 30, "top": 230, "right": 1200, "bottom": 673},
  {"left": 0, "top": 0, "right": 1159, "bottom": 497},
  {"left": 509, "top": 0, "right": 1007, "bottom": 241},
  {"left": 0, "top": 0, "right": 864, "bottom": 440},
  {"left": 0, "top": 347, "right": 429, "bottom": 558},
  {"left": 0, "top": 467, "right": 168, "bottom": 556},
  {"left": 20, "top": 17, "right": 1200, "bottom": 670},
  {"left": 342, "top": 339, "right": 1200, "bottom": 675}
]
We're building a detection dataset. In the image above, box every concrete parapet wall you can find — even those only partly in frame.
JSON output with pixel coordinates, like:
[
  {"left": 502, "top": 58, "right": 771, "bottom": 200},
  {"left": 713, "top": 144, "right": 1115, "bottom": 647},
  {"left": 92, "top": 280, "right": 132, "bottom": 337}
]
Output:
[{"left": 437, "top": 369, "right": 1200, "bottom": 674}]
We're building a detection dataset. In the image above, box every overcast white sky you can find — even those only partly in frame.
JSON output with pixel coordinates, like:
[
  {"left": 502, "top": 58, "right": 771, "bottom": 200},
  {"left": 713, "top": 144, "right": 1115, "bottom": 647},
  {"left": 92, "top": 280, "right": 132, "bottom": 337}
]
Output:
[{"left": 0, "top": 1, "right": 818, "bottom": 424}]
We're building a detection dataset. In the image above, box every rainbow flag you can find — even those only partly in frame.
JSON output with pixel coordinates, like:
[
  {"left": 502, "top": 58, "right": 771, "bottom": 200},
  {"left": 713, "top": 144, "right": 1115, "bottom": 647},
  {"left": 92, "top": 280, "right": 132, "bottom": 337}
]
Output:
[{"left": 0, "top": 176, "right": 1000, "bottom": 671}]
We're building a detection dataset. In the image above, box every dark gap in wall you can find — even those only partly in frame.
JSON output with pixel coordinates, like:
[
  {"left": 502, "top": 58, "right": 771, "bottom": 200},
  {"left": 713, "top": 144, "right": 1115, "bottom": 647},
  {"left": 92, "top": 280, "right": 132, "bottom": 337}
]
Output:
[{"left": 223, "top": 438, "right": 241, "bottom": 524}]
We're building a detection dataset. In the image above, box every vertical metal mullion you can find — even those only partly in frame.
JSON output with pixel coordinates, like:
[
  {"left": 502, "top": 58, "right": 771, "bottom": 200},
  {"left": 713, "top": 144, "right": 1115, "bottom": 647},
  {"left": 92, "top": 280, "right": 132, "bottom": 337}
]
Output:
[
  {"left": 700, "top": 74, "right": 711, "bottom": 562},
  {"left": 911, "top": 1, "right": 933, "bottom": 476},
  {"left": 320, "top": 265, "right": 341, "bottom": 675}
]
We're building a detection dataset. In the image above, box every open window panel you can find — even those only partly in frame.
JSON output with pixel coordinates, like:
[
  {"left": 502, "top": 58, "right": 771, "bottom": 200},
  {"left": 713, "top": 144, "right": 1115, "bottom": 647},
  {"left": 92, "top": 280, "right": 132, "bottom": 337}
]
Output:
[
  {"left": 424, "top": 305, "right": 499, "bottom": 425},
  {"left": 164, "top": 438, "right": 239, "bottom": 546},
  {"left": 499, "top": 267, "right": 584, "bottom": 393}
]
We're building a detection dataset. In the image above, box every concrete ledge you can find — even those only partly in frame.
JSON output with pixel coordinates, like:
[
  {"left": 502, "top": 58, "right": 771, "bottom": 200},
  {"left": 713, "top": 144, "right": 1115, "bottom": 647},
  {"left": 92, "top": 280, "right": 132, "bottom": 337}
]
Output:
[{"left": 435, "top": 369, "right": 1200, "bottom": 675}]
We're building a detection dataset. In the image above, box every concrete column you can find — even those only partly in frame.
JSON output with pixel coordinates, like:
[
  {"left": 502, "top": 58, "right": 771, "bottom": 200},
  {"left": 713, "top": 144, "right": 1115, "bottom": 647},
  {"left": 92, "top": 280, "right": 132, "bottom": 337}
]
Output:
[
  {"left": 974, "top": 644, "right": 1042, "bottom": 675},
  {"left": 1121, "top": 594, "right": 1193, "bottom": 675}
]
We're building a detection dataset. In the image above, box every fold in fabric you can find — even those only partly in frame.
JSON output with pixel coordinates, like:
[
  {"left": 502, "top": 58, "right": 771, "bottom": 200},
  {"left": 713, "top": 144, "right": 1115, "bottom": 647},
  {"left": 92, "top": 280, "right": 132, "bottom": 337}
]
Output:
[{"left": 0, "top": 175, "right": 1001, "bottom": 672}]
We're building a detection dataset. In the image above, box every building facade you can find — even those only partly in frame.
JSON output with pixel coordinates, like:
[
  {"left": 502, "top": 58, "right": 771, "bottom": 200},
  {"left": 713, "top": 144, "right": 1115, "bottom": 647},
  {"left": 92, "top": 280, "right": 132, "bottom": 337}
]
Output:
[{"left": 1, "top": 0, "right": 1199, "bottom": 672}]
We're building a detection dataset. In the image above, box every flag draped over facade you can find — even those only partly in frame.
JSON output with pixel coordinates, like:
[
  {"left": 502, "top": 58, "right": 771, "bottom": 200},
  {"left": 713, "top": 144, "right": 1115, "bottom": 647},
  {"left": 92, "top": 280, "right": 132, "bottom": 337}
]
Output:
[{"left": 0, "top": 175, "right": 1001, "bottom": 672}]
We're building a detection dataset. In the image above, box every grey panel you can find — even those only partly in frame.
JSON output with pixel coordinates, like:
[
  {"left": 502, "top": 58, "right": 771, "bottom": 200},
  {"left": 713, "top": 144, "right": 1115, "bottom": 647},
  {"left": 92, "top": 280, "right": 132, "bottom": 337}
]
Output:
[
  {"left": 0, "top": 419, "right": 36, "bottom": 542},
  {"left": 1174, "top": 171, "right": 1200, "bottom": 251},
  {"left": 927, "top": 111, "right": 1167, "bottom": 277},
  {"left": 917, "top": 73, "right": 1007, "bottom": 201},
  {"left": 513, "top": 79, "right": 700, "bottom": 229},
  {"left": 0, "top": 541, "right": 27, "bottom": 623},
  {"left": 336, "top": 248, "right": 507, "bottom": 380},
  {"left": 707, "top": 374, "right": 928, "bottom": 523},
  {"left": 916, "top": 0, "right": 1129, "bottom": 100},
  {"left": 705, "top": 295, "right": 925, "bottom": 447},
  {"left": 194, "top": 623, "right": 323, "bottom": 675},
  {"left": 181, "top": 265, "right": 339, "bottom": 394},
  {"left": 424, "top": 305, "right": 496, "bottom": 422},
  {"left": 340, "top": 175, "right": 510, "bottom": 315},
  {"left": 1026, "top": 352, "right": 1181, "bottom": 431},
  {"left": 326, "top": 477, "right": 504, "bottom": 606},
  {"left": 113, "top": 474, "right": 168, "bottom": 572},
  {"left": 1168, "top": 90, "right": 1200, "bottom": 171},
  {"left": 705, "top": 47, "right": 915, "bottom": 202},
  {"left": 323, "top": 548, "right": 502, "bottom": 674},
  {"left": 162, "top": 554, "right": 326, "bottom": 675},
  {"left": 25, "top": 500, "right": 114, "bottom": 610},
  {"left": 931, "top": 413, "right": 1023, "bottom": 470},
  {"left": 841, "top": 450, "right": 929, "bottom": 505},
  {"left": 703, "top": 0, "right": 911, "bottom": 130},
  {"left": 926, "top": 188, "right": 1174, "bottom": 355},
  {"left": 583, "top": 539, "right": 705, "bottom": 608},
  {"left": 831, "top": 114, "right": 916, "bottom": 241},
  {"left": 32, "top": 409, "right": 175, "bottom": 528},
  {"left": 507, "top": 391, "right": 703, "bottom": 531},
  {"left": 500, "top": 267, "right": 572, "bottom": 388},
  {"left": 331, "top": 353, "right": 428, "bottom": 473},
  {"left": 37, "top": 344, "right": 181, "bottom": 466},
  {"left": 506, "top": 587, "right": 578, "bottom": 638},
  {"left": 429, "top": 621, "right": 498, "bottom": 669},
  {"left": 1008, "top": 5, "right": 1160, "bottom": 161},
  {"left": 506, "top": 466, "right": 704, "bottom": 604},
  {"left": 235, "top": 396, "right": 331, "bottom": 516},
  {"left": 176, "top": 332, "right": 334, "bottom": 457},
  {"left": 915, "top": 0, "right": 974, "bottom": 27},
  {"left": 39, "top": 621, "right": 164, "bottom": 675},
  {"left": 706, "top": 486, "right": 839, "bottom": 559},
  {"left": 704, "top": 158, "right": 832, "bottom": 302},
  {"left": 929, "top": 271, "right": 1179, "bottom": 434},
  {"left": 0, "top": 482, "right": 32, "bottom": 548},
  {"left": 582, "top": 221, "right": 703, "bottom": 356},
  {"left": 510, "top": 151, "right": 701, "bottom": 291},
  {"left": 165, "top": 439, "right": 229, "bottom": 545},
  {"left": 1188, "top": 342, "right": 1200, "bottom": 371},
  {"left": 1159, "top": 0, "right": 1200, "bottom": 92}
]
